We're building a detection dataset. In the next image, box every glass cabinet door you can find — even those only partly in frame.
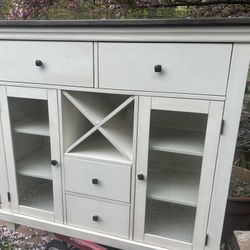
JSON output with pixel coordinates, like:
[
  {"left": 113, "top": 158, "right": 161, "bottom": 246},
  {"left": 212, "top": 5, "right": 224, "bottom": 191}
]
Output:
[
  {"left": 0, "top": 87, "right": 62, "bottom": 222},
  {"left": 134, "top": 97, "right": 224, "bottom": 250}
]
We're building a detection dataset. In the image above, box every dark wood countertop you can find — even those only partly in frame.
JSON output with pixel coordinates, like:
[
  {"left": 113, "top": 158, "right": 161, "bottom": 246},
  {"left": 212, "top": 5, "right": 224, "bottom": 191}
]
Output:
[{"left": 0, "top": 18, "right": 250, "bottom": 28}]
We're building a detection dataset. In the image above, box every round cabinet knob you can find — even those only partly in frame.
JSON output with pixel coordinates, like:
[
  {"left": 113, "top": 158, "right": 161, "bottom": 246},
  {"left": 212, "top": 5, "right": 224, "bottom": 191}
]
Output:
[
  {"left": 137, "top": 174, "right": 145, "bottom": 181},
  {"left": 51, "top": 160, "right": 58, "bottom": 166},
  {"left": 35, "top": 60, "right": 43, "bottom": 67},
  {"left": 154, "top": 64, "right": 162, "bottom": 73},
  {"left": 92, "top": 178, "right": 99, "bottom": 185},
  {"left": 92, "top": 215, "right": 99, "bottom": 222}
]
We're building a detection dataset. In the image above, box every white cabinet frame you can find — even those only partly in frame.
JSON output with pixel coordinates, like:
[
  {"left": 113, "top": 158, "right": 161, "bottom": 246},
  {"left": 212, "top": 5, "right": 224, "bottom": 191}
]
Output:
[
  {"left": 206, "top": 44, "right": 250, "bottom": 250},
  {"left": 0, "top": 86, "right": 63, "bottom": 223},
  {"left": 134, "top": 96, "right": 224, "bottom": 250}
]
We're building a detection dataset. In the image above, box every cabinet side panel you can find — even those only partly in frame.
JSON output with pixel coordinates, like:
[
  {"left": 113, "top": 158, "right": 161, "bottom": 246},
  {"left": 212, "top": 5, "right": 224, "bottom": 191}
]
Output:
[{"left": 206, "top": 44, "right": 250, "bottom": 250}]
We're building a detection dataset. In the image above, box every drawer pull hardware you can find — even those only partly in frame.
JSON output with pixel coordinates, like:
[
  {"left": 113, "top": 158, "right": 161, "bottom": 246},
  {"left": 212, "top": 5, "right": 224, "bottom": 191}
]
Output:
[
  {"left": 92, "top": 215, "right": 99, "bottom": 222},
  {"left": 154, "top": 65, "right": 162, "bottom": 73},
  {"left": 35, "top": 60, "right": 43, "bottom": 67},
  {"left": 51, "top": 160, "right": 58, "bottom": 166},
  {"left": 137, "top": 174, "right": 144, "bottom": 181},
  {"left": 92, "top": 178, "right": 99, "bottom": 185}
]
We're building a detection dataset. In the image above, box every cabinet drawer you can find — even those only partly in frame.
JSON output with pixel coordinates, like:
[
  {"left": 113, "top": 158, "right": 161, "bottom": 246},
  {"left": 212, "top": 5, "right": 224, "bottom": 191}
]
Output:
[
  {"left": 0, "top": 41, "right": 93, "bottom": 87},
  {"left": 99, "top": 43, "right": 232, "bottom": 95},
  {"left": 66, "top": 195, "right": 130, "bottom": 238},
  {"left": 64, "top": 158, "right": 131, "bottom": 203}
]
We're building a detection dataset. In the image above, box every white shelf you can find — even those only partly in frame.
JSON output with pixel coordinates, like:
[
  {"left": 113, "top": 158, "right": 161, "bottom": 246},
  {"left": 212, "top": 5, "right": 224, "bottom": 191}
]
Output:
[
  {"left": 145, "top": 200, "right": 195, "bottom": 243},
  {"left": 147, "top": 168, "right": 200, "bottom": 207},
  {"left": 150, "top": 128, "right": 205, "bottom": 156},
  {"left": 13, "top": 116, "right": 49, "bottom": 136},
  {"left": 17, "top": 149, "right": 52, "bottom": 180},
  {"left": 66, "top": 133, "right": 131, "bottom": 166}
]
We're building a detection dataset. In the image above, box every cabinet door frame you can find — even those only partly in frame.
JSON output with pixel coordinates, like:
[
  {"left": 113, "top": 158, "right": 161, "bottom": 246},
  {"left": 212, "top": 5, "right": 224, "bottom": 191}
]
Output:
[
  {"left": 0, "top": 85, "right": 63, "bottom": 222},
  {"left": 134, "top": 96, "right": 224, "bottom": 250}
]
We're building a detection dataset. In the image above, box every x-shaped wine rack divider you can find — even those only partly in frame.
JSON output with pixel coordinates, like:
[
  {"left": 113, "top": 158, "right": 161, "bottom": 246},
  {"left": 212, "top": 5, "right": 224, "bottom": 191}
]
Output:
[{"left": 63, "top": 91, "right": 135, "bottom": 161}]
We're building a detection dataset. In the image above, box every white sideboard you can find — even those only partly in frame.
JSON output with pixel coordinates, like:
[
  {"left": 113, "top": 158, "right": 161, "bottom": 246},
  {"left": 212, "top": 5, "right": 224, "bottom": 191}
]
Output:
[{"left": 0, "top": 19, "right": 249, "bottom": 250}]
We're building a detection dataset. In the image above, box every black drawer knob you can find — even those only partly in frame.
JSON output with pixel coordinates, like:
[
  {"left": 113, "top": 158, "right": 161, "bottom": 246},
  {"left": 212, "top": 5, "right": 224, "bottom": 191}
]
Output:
[
  {"left": 92, "top": 215, "right": 99, "bottom": 222},
  {"left": 137, "top": 174, "right": 145, "bottom": 181},
  {"left": 92, "top": 178, "right": 99, "bottom": 185},
  {"left": 51, "top": 160, "right": 58, "bottom": 166},
  {"left": 154, "top": 65, "right": 162, "bottom": 73},
  {"left": 35, "top": 60, "right": 43, "bottom": 67}
]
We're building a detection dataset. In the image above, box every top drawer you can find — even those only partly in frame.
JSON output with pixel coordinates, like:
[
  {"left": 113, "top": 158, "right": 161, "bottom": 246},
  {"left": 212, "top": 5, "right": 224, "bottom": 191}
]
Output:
[
  {"left": 0, "top": 41, "right": 93, "bottom": 87},
  {"left": 99, "top": 43, "right": 232, "bottom": 96}
]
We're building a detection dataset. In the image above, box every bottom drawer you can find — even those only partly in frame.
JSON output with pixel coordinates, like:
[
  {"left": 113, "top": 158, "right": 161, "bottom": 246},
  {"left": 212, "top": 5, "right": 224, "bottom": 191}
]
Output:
[{"left": 66, "top": 195, "right": 130, "bottom": 238}]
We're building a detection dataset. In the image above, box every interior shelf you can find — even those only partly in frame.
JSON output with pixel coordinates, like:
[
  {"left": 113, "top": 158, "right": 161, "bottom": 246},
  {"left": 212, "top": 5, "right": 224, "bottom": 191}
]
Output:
[
  {"left": 18, "top": 177, "right": 54, "bottom": 212},
  {"left": 13, "top": 116, "right": 49, "bottom": 137},
  {"left": 66, "top": 132, "right": 131, "bottom": 166},
  {"left": 150, "top": 128, "right": 205, "bottom": 156},
  {"left": 145, "top": 200, "right": 195, "bottom": 243},
  {"left": 16, "top": 149, "right": 52, "bottom": 180},
  {"left": 147, "top": 168, "right": 200, "bottom": 207}
]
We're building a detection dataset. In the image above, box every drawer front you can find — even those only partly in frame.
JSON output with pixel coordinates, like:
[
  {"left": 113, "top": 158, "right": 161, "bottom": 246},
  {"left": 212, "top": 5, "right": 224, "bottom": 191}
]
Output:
[
  {"left": 0, "top": 41, "right": 93, "bottom": 87},
  {"left": 66, "top": 195, "right": 130, "bottom": 238},
  {"left": 64, "top": 158, "right": 131, "bottom": 203},
  {"left": 99, "top": 43, "right": 232, "bottom": 95}
]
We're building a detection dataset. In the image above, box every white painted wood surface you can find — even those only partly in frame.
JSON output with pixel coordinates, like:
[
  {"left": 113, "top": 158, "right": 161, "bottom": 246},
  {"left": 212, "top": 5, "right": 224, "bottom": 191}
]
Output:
[
  {"left": 65, "top": 133, "right": 131, "bottom": 166},
  {"left": 0, "top": 86, "right": 10, "bottom": 211},
  {"left": 99, "top": 43, "right": 232, "bottom": 95},
  {"left": 144, "top": 234, "right": 192, "bottom": 250},
  {"left": 206, "top": 44, "right": 250, "bottom": 250},
  {"left": 13, "top": 116, "right": 49, "bottom": 137},
  {"left": 63, "top": 91, "right": 134, "bottom": 160},
  {"left": 47, "top": 89, "right": 64, "bottom": 223},
  {"left": 0, "top": 41, "right": 93, "bottom": 87},
  {"left": 19, "top": 205, "right": 54, "bottom": 221},
  {"left": 0, "top": 86, "right": 20, "bottom": 213},
  {"left": 150, "top": 128, "right": 205, "bottom": 157},
  {"left": 0, "top": 86, "right": 64, "bottom": 223},
  {"left": 134, "top": 96, "right": 224, "bottom": 250},
  {"left": 0, "top": 209, "right": 168, "bottom": 250},
  {"left": 16, "top": 149, "right": 51, "bottom": 180},
  {"left": 0, "top": 28, "right": 247, "bottom": 250},
  {"left": 66, "top": 194, "right": 130, "bottom": 239},
  {"left": 0, "top": 26, "right": 250, "bottom": 43},
  {"left": 147, "top": 168, "right": 200, "bottom": 207},
  {"left": 192, "top": 101, "right": 224, "bottom": 250},
  {"left": 134, "top": 96, "right": 151, "bottom": 241},
  {"left": 64, "top": 157, "right": 131, "bottom": 203},
  {"left": 151, "top": 97, "right": 210, "bottom": 114},
  {"left": 6, "top": 86, "right": 47, "bottom": 100}
]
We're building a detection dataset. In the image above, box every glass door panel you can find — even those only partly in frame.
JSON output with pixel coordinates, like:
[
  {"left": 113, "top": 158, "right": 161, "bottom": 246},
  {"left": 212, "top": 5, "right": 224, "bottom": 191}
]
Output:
[
  {"left": 8, "top": 97, "right": 54, "bottom": 213},
  {"left": 145, "top": 109, "right": 208, "bottom": 243}
]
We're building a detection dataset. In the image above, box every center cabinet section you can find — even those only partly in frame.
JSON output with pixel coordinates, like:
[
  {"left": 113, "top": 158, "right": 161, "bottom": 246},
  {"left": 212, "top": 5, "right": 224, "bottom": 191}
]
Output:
[
  {"left": 0, "top": 41, "right": 94, "bottom": 87},
  {"left": 60, "top": 90, "right": 137, "bottom": 239},
  {"left": 134, "top": 97, "right": 224, "bottom": 250},
  {"left": 99, "top": 43, "right": 232, "bottom": 96}
]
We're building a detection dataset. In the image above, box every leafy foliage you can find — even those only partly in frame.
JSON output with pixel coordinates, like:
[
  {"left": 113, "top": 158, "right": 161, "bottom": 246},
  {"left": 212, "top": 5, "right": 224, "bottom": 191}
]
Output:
[
  {"left": 0, "top": 225, "right": 50, "bottom": 250},
  {"left": 0, "top": 1, "right": 250, "bottom": 20}
]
